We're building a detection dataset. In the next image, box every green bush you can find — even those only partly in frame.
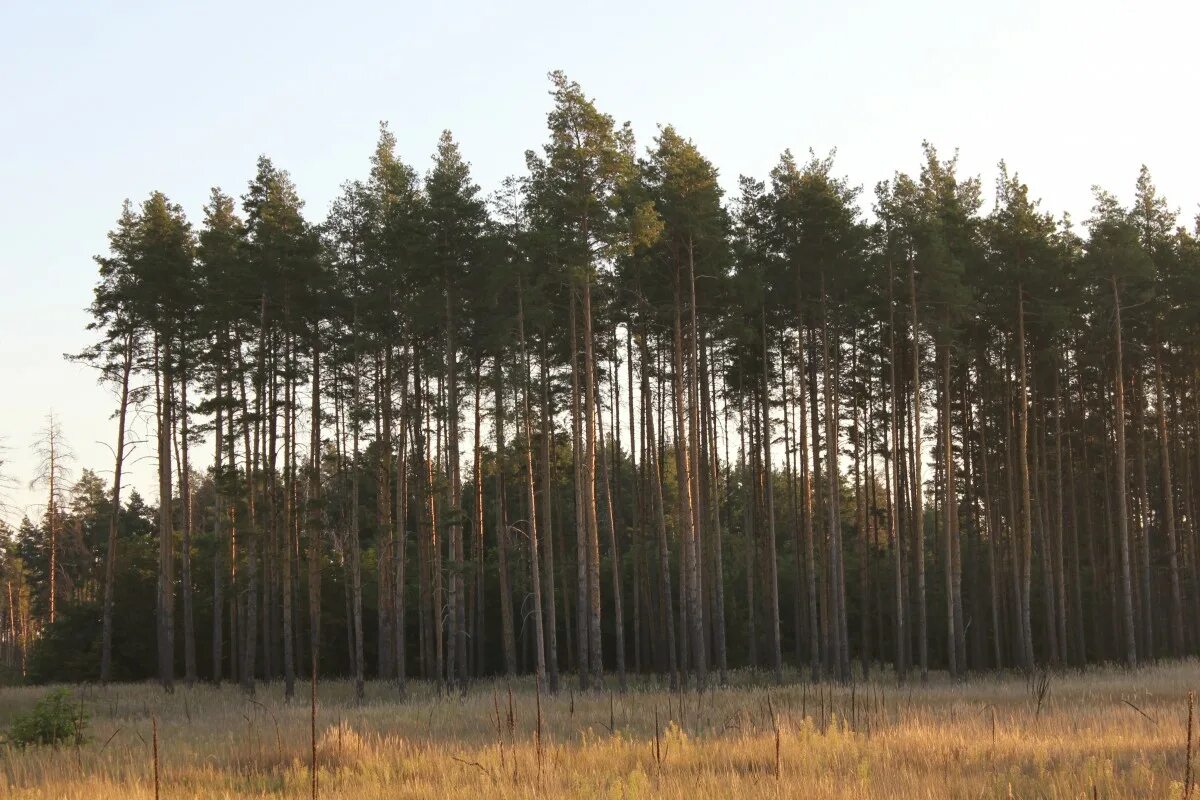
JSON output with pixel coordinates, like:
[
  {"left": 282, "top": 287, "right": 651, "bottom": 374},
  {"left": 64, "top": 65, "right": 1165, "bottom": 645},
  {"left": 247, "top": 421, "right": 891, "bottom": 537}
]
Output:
[{"left": 6, "top": 689, "right": 87, "bottom": 747}]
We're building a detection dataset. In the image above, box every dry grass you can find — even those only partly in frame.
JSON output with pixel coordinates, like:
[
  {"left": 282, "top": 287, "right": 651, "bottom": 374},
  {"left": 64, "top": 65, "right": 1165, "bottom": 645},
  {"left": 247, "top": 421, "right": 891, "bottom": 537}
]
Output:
[{"left": 0, "top": 661, "right": 1197, "bottom": 798}]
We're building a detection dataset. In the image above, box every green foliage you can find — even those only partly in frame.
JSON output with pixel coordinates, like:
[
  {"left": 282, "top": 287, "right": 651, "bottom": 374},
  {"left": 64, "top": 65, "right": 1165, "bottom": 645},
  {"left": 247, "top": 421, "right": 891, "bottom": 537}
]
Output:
[
  {"left": 6, "top": 689, "right": 87, "bottom": 748},
  {"left": 26, "top": 525, "right": 158, "bottom": 683}
]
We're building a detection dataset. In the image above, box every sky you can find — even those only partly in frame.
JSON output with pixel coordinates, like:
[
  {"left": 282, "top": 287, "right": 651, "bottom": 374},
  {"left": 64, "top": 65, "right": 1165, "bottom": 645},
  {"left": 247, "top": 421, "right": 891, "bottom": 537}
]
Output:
[{"left": 1, "top": 0, "right": 1198, "bottom": 521}]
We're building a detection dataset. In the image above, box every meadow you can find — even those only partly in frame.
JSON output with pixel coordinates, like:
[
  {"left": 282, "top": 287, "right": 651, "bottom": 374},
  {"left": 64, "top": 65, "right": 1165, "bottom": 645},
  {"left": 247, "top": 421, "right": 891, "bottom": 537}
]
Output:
[{"left": 0, "top": 661, "right": 1197, "bottom": 799}]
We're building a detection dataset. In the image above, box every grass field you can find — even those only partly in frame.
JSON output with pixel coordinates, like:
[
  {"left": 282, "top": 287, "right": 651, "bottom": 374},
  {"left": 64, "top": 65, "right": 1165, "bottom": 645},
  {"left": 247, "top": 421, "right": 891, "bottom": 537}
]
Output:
[{"left": 0, "top": 661, "right": 1197, "bottom": 798}]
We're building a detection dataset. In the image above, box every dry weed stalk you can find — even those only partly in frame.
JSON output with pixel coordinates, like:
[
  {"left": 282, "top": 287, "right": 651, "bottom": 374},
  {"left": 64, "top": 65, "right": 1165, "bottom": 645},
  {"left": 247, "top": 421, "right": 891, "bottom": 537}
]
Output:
[{"left": 151, "top": 715, "right": 159, "bottom": 800}]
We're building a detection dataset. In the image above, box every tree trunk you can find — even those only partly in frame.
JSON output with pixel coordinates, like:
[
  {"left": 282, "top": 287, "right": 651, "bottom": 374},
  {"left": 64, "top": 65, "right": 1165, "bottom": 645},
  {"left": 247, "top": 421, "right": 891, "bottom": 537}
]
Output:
[
  {"left": 821, "top": 281, "right": 849, "bottom": 682},
  {"left": 178, "top": 350, "right": 197, "bottom": 688},
  {"left": 307, "top": 333, "right": 323, "bottom": 685},
  {"left": 582, "top": 278, "right": 605, "bottom": 690},
  {"left": 156, "top": 336, "right": 176, "bottom": 693},
  {"left": 1015, "top": 290, "right": 1036, "bottom": 670},
  {"left": 941, "top": 345, "right": 958, "bottom": 678},
  {"left": 495, "top": 355, "right": 517, "bottom": 677},
  {"left": 1111, "top": 276, "right": 1137, "bottom": 667},
  {"left": 541, "top": 350, "right": 560, "bottom": 692},
  {"left": 349, "top": 321, "right": 365, "bottom": 700},
  {"left": 445, "top": 287, "right": 466, "bottom": 688},
  {"left": 101, "top": 332, "right": 133, "bottom": 684},
  {"left": 641, "top": 329, "right": 678, "bottom": 689},
  {"left": 569, "top": 290, "right": 589, "bottom": 687},
  {"left": 1155, "top": 346, "right": 1185, "bottom": 654},
  {"left": 517, "top": 279, "right": 547, "bottom": 689},
  {"left": 759, "top": 313, "right": 784, "bottom": 683},
  {"left": 596, "top": 378, "right": 627, "bottom": 689},
  {"left": 907, "top": 263, "right": 927, "bottom": 681}
]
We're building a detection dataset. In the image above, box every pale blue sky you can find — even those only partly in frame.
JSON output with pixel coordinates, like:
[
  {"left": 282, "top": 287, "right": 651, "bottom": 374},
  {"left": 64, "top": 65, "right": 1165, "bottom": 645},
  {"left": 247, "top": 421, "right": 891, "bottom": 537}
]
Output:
[{"left": 1, "top": 0, "right": 1197, "bottom": 519}]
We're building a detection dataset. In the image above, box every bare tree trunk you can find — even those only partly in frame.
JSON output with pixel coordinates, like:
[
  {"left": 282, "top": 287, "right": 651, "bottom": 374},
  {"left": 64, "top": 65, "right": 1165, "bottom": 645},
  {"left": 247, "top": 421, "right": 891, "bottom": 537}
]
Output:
[
  {"left": 211, "top": 358, "right": 226, "bottom": 685},
  {"left": 427, "top": 372, "right": 444, "bottom": 685},
  {"left": 445, "top": 290, "right": 466, "bottom": 689},
  {"left": 517, "top": 279, "right": 547, "bottom": 689},
  {"left": 821, "top": 282, "right": 849, "bottom": 682},
  {"left": 641, "top": 329, "right": 678, "bottom": 689},
  {"left": 700, "top": 332, "right": 728, "bottom": 682},
  {"left": 471, "top": 358, "right": 485, "bottom": 677},
  {"left": 1155, "top": 346, "right": 1185, "bottom": 654},
  {"left": 307, "top": 334, "right": 323, "bottom": 686},
  {"left": 672, "top": 267, "right": 703, "bottom": 687},
  {"left": 941, "top": 345, "right": 958, "bottom": 678},
  {"left": 101, "top": 332, "right": 133, "bottom": 684},
  {"left": 178, "top": 349, "right": 197, "bottom": 688},
  {"left": 1111, "top": 277, "right": 1138, "bottom": 667},
  {"left": 1133, "top": 373, "right": 1153, "bottom": 658},
  {"left": 760, "top": 314, "right": 784, "bottom": 683},
  {"left": 393, "top": 348, "right": 409, "bottom": 693},
  {"left": 495, "top": 356, "right": 517, "bottom": 677},
  {"left": 1015, "top": 290, "right": 1035, "bottom": 670},
  {"left": 1052, "top": 366, "right": 1069, "bottom": 664},
  {"left": 684, "top": 238, "right": 708, "bottom": 687},
  {"left": 907, "top": 263, "right": 927, "bottom": 681},
  {"left": 570, "top": 290, "right": 589, "bottom": 687},
  {"left": 156, "top": 336, "right": 176, "bottom": 693},
  {"left": 374, "top": 357, "right": 392, "bottom": 683},
  {"left": 411, "top": 355, "right": 431, "bottom": 680},
  {"left": 280, "top": 334, "right": 295, "bottom": 699},
  {"left": 886, "top": 260, "right": 906, "bottom": 683},
  {"left": 978, "top": 362, "right": 1002, "bottom": 668},
  {"left": 582, "top": 278, "right": 605, "bottom": 690},
  {"left": 596, "top": 379, "right": 627, "bottom": 689},
  {"left": 349, "top": 323, "right": 365, "bottom": 700},
  {"left": 630, "top": 333, "right": 645, "bottom": 677},
  {"left": 852, "top": 336, "right": 869, "bottom": 679},
  {"left": 541, "top": 350, "right": 560, "bottom": 692}
]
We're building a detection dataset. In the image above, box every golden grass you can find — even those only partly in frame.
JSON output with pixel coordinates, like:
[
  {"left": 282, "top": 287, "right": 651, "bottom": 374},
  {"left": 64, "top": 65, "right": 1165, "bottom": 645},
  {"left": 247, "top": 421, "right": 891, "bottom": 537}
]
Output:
[{"left": 0, "top": 661, "right": 1196, "bottom": 798}]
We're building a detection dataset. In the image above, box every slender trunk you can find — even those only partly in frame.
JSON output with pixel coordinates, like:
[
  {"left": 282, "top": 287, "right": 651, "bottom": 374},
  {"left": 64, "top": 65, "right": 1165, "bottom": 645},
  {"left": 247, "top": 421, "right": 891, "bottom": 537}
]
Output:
[
  {"left": 307, "top": 333, "right": 323, "bottom": 685},
  {"left": 541, "top": 350, "right": 560, "bottom": 692},
  {"left": 412, "top": 355, "right": 433, "bottom": 680},
  {"left": 853, "top": 338, "right": 870, "bottom": 679},
  {"left": 101, "top": 332, "right": 133, "bottom": 684},
  {"left": 1134, "top": 373, "right": 1153, "bottom": 658},
  {"left": 178, "top": 352, "right": 196, "bottom": 687},
  {"left": 821, "top": 282, "right": 848, "bottom": 682},
  {"left": 1016, "top": 289, "right": 1035, "bottom": 670},
  {"left": 156, "top": 336, "right": 176, "bottom": 692},
  {"left": 350, "top": 327, "right": 365, "bottom": 700},
  {"left": 672, "top": 265, "right": 702, "bottom": 686},
  {"left": 211, "top": 355, "right": 226, "bottom": 684},
  {"left": 684, "top": 238, "right": 707, "bottom": 687},
  {"left": 596, "top": 378, "right": 627, "bottom": 689},
  {"left": 393, "top": 348, "right": 409, "bottom": 693},
  {"left": 641, "top": 328, "right": 678, "bottom": 689},
  {"left": 942, "top": 344, "right": 958, "bottom": 678},
  {"left": 760, "top": 313, "right": 784, "bottom": 683},
  {"left": 1111, "top": 277, "right": 1137, "bottom": 667},
  {"left": 1155, "top": 346, "right": 1185, "bottom": 654},
  {"left": 281, "top": 333, "right": 295, "bottom": 699},
  {"left": 582, "top": 278, "right": 604, "bottom": 689},
  {"left": 1053, "top": 366, "right": 1069, "bottom": 663},
  {"left": 570, "top": 290, "right": 589, "bottom": 687},
  {"left": 517, "top": 280, "right": 547, "bottom": 688},
  {"left": 471, "top": 358, "right": 485, "bottom": 676},
  {"left": 700, "top": 332, "right": 728, "bottom": 682},
  {"left": 495, "top": 355, "right": 517, "bottom": 677},
  {"left": 908, "top": 262, "right": 927, "bottom": 680},
  {"left": 446, "top": 287, "right": 466, "bottom": 687},
  {"left": 978, "top": 363, "right": 1002, "bottom": 668}
]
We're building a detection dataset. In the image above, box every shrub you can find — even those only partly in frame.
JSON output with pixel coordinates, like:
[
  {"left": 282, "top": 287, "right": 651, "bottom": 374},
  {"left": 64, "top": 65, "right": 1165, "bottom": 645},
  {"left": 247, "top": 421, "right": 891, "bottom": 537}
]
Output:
[{"left": 6, "top": 689, "right": 87, "bottom": 747}]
